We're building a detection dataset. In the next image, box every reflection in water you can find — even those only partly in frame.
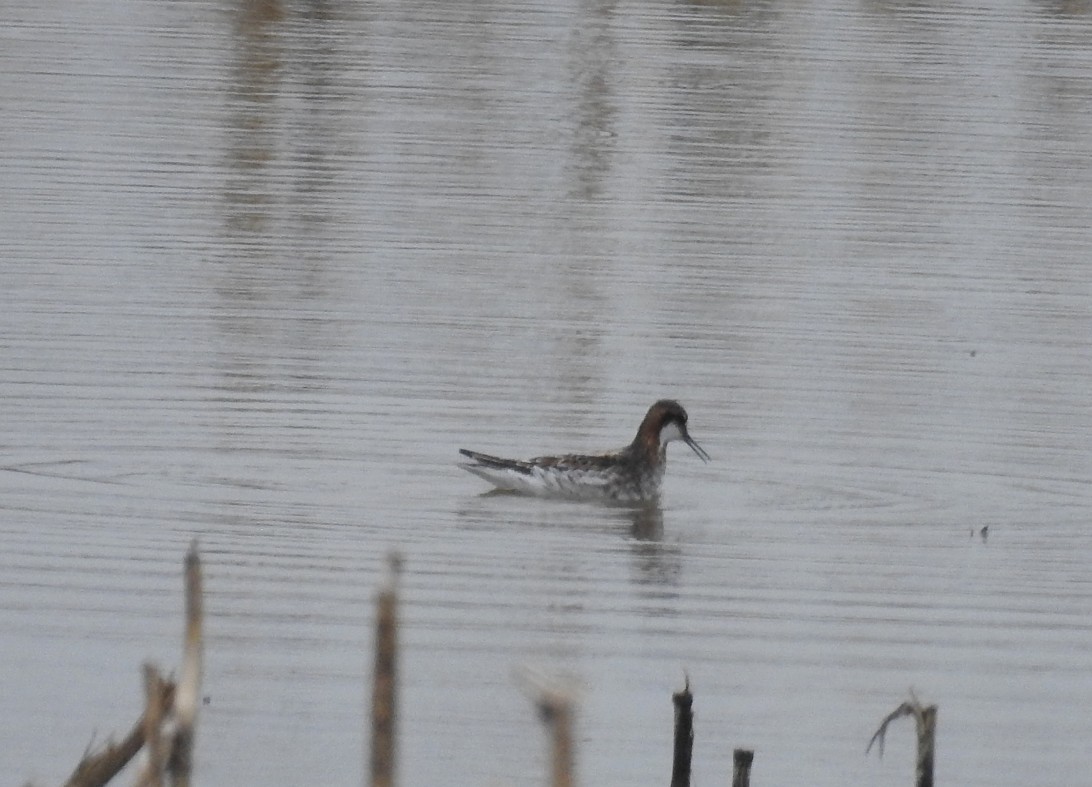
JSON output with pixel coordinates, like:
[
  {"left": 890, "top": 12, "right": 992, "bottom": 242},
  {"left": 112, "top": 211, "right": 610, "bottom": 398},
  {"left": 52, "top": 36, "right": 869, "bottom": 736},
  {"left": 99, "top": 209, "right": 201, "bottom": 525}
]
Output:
[
  {"left": 628, "top": 502, "right": 663, "bottom": 541},
  {"left": 211, "top": 1, "right": 357, "bottom": 465},
  {"left": 624, "top": 503, "right": 683, "bottom": 587},
  {"left": 223, "top": 0, "right": 282, "bottom": 239},
  {"left": 562, "top": 0, "right": 618, "bottom": 203}
]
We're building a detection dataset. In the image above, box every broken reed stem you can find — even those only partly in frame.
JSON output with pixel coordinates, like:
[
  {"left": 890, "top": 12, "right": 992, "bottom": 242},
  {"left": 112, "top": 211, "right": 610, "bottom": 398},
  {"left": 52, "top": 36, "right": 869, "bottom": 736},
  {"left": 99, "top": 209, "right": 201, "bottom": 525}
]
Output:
[
  {"left": 538, "top": 693, "right": 575, "bottom": 787},
  {"left": 61, "top": 545, "right": 200, "bottom": 787},
  {"left": 915, "top": 705, "right": 937, "bottom": 787},
  {"left": 136, "top": 664, "right": 168, "bottom": 787},
  {"left": 669, "top": 678, "right": 693, "bottom": 787},
  {"left": 514, "top": 667, "right": 579, "bottom": 787},
  {"left": 370, "top": 553, "right": 402, "bottom": 787},
  {"left": 868, "top": 693, "right": 937, "bottom": 787},
  {"left": 63, "top": 676, "right": 176, "bottom": 787},
  {"left": 732, "top": 748, "right": 754, "bottom": 787},
  {"left": 166, "top": 541, "right": 203, "bottom": 787}
]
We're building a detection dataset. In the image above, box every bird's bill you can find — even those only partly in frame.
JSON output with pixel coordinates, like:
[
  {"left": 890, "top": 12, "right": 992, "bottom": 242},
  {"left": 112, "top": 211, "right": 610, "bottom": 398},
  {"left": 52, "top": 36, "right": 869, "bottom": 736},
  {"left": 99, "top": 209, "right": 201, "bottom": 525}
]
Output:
[{"left": 683, "top": 430, "right": 711, "bottom": 462}]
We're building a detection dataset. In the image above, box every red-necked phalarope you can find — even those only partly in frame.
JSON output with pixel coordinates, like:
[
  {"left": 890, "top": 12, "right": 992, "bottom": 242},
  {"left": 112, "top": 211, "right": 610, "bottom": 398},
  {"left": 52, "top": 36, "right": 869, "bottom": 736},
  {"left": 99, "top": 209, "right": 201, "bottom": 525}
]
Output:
[{"left": 459, "top": 400, "right": 709, "bottom": 503}]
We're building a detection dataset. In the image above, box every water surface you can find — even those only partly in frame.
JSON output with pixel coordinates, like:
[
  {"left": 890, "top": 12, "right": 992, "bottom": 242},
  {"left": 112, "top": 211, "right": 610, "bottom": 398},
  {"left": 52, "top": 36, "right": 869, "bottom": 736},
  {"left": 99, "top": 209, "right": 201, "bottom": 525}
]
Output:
[{"left": 3, "top": 1, "right": 1092, "bottom": 785}]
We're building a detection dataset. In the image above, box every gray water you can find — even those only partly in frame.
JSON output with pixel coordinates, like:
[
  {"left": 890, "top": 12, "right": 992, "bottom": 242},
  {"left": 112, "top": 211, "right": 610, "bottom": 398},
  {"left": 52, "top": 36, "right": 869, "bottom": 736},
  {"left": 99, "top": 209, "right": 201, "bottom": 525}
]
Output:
[{"left": 3, "top": 1, "right": 1092, "bottom": 785}]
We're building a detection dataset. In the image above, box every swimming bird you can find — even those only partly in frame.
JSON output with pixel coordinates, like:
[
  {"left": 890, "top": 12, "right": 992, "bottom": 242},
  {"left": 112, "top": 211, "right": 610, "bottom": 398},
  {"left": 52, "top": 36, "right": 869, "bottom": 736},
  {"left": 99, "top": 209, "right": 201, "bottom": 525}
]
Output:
[{"left": 458, "top": 399, "right": 709, "bottom": 503}]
